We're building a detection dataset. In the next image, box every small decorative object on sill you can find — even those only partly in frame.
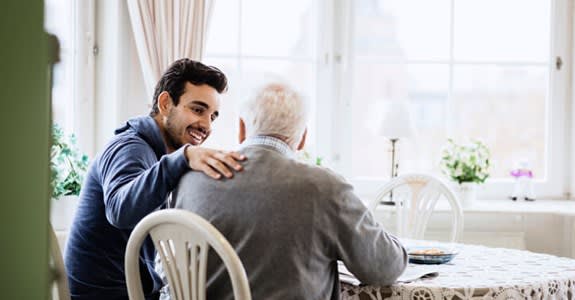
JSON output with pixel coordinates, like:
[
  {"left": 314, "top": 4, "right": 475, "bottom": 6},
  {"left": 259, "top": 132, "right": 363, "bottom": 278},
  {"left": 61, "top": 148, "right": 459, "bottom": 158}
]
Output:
[
  {"left": 440, "top": 139, "right": 490, "bottom": 207},
  {"left": 509, "top": 160, "right": 535, "bottom": 201}
]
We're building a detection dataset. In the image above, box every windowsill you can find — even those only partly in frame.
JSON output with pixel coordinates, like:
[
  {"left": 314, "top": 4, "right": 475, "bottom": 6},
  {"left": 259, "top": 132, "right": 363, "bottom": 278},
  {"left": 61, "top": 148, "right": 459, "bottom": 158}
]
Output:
[
  {"left": 458, "top": 198, "right": 575, "bottom": 215},
  {"left": 375, "top": 198, "right": 575, "bottom": 216}
]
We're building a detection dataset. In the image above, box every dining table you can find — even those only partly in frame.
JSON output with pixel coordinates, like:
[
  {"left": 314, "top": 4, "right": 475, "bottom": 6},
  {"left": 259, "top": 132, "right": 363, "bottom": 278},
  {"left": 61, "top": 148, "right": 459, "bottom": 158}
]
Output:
[{"left": 340, "top": 240, "right": 575, "bottom": 300}]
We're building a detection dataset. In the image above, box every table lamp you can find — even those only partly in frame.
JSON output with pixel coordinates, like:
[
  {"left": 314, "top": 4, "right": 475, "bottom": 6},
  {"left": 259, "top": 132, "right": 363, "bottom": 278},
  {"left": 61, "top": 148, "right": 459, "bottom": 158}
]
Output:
[{"left": 378, "top": 100, "right": 415, "bottom": 205}]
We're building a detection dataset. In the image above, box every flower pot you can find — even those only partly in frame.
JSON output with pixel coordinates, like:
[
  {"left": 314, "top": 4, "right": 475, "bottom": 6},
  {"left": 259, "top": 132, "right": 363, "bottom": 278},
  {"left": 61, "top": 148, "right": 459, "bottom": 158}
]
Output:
[
  {"left": 457, "top": 182, "right": 477, "bottom": 208},
  {"left": 50, "top": 195, "right": 79, "bottom": 231}
]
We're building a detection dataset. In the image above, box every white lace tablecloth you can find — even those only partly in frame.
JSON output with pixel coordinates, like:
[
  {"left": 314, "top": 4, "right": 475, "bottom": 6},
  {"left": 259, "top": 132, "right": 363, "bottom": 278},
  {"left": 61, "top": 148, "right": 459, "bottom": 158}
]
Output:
[{"left": 341, "top": 241, "right": 575, "bottom": 300}]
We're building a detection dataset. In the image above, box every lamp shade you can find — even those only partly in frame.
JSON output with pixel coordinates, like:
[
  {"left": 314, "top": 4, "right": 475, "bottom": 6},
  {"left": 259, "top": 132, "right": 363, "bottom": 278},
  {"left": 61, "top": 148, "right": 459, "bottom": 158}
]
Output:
[{"left": 378, "top": 101, "right": 416, "bottom": 139}]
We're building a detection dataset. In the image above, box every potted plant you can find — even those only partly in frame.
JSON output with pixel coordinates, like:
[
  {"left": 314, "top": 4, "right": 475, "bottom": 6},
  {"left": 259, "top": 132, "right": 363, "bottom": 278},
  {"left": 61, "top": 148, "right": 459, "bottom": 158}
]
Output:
[
  {"left": 440, "top": 138, "right": 490, "bottom": 206},
  {"left": 50, "top": 124, "right": 89, "bottom": 229}
]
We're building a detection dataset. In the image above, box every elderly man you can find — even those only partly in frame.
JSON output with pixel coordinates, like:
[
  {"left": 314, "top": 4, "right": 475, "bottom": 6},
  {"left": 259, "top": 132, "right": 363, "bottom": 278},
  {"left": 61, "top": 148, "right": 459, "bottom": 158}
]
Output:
[{"left": 169, "top": 83, "right": 407, "bottom": 299}]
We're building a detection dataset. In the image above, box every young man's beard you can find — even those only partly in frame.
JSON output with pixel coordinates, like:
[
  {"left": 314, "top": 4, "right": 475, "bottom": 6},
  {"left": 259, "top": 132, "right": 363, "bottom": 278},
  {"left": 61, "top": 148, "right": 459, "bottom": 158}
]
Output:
[{"left": 164, "top": 113, "right": 185, "bottom": 151}]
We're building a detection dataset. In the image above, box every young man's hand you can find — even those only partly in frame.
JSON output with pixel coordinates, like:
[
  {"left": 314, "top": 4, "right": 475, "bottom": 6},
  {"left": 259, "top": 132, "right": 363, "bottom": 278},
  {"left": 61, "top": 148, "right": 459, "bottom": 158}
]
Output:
[{"left": 184, "top": 146, "right": 246, "bottom": 179}]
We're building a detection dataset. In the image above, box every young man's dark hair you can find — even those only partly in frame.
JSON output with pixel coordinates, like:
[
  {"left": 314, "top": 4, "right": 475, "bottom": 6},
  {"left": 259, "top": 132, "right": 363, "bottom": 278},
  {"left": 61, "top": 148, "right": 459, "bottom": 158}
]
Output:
[{"left": 150, "top": 58, "right": 228, "bottom": 117}]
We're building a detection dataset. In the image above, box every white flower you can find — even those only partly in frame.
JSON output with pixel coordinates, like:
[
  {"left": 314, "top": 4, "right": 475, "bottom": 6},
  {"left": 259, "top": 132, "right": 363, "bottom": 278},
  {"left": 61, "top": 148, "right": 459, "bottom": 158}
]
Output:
[{"left": 440, "top": 139, "right": 491, "bottom": 184}]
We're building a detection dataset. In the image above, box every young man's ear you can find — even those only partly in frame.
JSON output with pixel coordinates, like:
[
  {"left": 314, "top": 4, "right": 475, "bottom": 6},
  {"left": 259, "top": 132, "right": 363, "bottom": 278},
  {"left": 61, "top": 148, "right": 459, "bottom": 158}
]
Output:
[
  {"left": 157, "top": 91, "right": 172, "bottom": 116},
  {"left": 297, "top": 128, "right": 307, "bottom": 151},
  {"left": 239, "top": 118, "right": 246, "bottom": 144}
]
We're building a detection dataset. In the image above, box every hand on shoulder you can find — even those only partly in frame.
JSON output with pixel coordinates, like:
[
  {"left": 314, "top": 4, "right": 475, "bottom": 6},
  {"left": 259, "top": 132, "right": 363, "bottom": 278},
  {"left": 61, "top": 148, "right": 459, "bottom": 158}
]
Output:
[{"left": 184, "top": 145, "right": 246, "bottom": 179}]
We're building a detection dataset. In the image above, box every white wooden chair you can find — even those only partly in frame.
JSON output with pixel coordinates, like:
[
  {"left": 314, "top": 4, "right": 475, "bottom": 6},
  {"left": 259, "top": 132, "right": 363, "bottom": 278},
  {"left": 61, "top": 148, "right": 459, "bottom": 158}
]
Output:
[
  {"left": 49, "top": 222, "right": 70, "bottom": 300},
  {"left": 125, "top": 209, "right": 251, "bottom": 300},
  {"left": 370, "top": 173, "right": 464, "bottom": 243}
]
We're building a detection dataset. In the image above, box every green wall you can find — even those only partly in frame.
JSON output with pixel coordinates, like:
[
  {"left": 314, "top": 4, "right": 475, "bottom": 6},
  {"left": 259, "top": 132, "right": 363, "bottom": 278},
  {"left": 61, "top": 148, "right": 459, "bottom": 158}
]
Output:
[{"left": 0, "top": 0, "right": 51, "bottom": 299}]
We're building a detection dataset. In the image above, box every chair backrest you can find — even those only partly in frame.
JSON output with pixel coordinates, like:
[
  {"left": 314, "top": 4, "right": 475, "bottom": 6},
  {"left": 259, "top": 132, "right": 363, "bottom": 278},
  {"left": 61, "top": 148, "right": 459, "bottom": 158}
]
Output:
[
  {"left": 125, "top": 209, "right": 251, "bottom": 300},
  {"left": 49, "top": 222, "right": 70, "bottom": 300},
  {"left": 370, "top": 173, "right": 463, "bottom": 243}
]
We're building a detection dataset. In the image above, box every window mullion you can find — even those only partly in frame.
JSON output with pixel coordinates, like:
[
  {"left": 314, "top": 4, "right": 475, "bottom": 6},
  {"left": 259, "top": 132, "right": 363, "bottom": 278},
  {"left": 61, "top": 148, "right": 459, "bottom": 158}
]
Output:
[
  {"left": 328, "top": 0, "right": 354, "bottom": 176},
  {"left": 74, "top": 0, "right": 96, "bottom": 157},
  {"left": 446, "top": 0, "right": 455, "bottom": 140},
  {"left": 315, "top": 0, "right": 344, "bottom": 174},
  {"left": 549, "top": 0, "right": 571, "bottom": 198}
]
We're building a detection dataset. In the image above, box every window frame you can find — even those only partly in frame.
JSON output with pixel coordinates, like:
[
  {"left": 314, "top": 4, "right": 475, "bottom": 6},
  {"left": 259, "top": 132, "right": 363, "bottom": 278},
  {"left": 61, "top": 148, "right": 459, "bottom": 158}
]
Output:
[
  {"left": 74, "top": 0, "right": 97, "bottom": 157},
  {"left": 45, "top": 0, "right": 96, "bottom": 157}
]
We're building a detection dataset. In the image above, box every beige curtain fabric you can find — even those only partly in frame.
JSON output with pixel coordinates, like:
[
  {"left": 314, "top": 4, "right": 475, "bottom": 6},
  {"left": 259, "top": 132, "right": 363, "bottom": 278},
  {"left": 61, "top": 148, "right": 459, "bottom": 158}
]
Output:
[{"left": 127, "top": 0, "right": 214, "bottom": 100}]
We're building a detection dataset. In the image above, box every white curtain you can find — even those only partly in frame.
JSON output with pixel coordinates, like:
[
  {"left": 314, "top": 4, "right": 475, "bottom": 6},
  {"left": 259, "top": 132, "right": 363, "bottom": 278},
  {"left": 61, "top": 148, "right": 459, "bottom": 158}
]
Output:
[{"left": 127, "top": 0, "right": 214, "bottom": 101}]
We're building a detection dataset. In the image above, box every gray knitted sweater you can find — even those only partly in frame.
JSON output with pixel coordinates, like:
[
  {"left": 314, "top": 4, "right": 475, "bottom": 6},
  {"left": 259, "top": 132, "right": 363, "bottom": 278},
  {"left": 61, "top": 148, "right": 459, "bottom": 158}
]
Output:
[{"left": 160, "top": 136, "right": 407, "bottom": 300}]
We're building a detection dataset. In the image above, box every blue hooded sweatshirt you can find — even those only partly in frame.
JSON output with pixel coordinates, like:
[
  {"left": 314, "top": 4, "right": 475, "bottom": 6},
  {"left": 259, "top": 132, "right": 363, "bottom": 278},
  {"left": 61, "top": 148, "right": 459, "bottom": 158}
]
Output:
[{"left": 65, "top": 116, "right": 189, "bottom": 300}]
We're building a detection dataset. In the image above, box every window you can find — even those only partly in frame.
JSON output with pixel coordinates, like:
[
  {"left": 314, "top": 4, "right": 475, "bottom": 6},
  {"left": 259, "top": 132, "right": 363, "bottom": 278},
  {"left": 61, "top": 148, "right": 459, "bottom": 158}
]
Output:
[
  {"left": 45, "top": 0, "right": 77, "bottom": 133},
  {"left": 202, "top": 0, "right": 318, "bottom": 155},
  {"left": 45, "top": 0, "right": 96, "bottom": 230},
  {"left": 45, "top": 0, "right": 96, "bottom": 155},
  {"left": 204, "top": 0, "right": 569, "bottom": 199},
  {"left": 344, "top": 0, "right": 568, "bottom": 198}
]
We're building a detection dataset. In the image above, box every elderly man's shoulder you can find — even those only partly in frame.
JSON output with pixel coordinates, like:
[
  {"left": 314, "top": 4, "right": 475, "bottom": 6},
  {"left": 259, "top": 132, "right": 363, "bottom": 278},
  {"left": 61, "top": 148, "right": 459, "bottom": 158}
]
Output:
[{"left": 177, "top": 151, "right": 351, "bottom": 189}]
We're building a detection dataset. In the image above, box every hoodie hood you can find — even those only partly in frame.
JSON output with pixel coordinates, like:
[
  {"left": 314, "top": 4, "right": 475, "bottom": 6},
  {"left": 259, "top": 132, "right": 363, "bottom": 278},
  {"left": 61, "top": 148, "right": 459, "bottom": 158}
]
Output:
[{"left": 114, "top": 115, "right": 167, "bottom": 159}]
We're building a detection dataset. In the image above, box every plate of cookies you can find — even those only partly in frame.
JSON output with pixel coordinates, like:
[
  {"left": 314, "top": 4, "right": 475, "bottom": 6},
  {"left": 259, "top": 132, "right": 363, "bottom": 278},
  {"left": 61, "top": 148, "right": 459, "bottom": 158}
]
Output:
[{"left": 408, "top": 246, "right": 458, "bottom": 264}]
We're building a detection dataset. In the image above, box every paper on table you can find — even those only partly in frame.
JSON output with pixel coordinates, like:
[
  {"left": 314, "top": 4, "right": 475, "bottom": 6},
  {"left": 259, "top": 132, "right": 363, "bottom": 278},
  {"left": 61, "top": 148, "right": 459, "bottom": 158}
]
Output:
[
  {"left": 397, "top": 268, "right": 438, "bottom": 283},
  {"left": 338, "top": 261, "right": 438, "bottom": 286}
]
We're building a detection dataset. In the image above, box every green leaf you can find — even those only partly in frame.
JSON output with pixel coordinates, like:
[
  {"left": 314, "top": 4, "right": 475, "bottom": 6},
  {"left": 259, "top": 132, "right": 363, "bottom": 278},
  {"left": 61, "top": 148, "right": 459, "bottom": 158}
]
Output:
[{"left": 50, "top": 124, "right": 89, "bottom": 200}]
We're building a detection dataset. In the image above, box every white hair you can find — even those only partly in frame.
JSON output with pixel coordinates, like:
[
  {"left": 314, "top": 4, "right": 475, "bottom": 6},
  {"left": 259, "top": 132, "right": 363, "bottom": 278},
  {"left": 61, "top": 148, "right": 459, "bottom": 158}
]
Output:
[{"left": 240, "top": 82, "right": 308, "bottom": 148}]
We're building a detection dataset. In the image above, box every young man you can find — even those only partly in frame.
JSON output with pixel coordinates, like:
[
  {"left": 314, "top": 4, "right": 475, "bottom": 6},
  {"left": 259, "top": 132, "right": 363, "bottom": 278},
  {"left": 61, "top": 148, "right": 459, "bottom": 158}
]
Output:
[
  {"left": 168, "top": 83, "right": 407, "bottom": 299},
  {"left": 65, "top": 59, "right": 245, "bottom": 300}
]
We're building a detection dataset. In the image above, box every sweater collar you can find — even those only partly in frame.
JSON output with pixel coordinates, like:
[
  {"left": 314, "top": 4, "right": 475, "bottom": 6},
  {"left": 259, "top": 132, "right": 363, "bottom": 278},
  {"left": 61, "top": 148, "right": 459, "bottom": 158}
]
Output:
[
  {"left": 239, "top": 135, "right": 295, "bottom": 159},
  {"left": 115, "top": 115, "right": 166, "bottom": 158}
]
